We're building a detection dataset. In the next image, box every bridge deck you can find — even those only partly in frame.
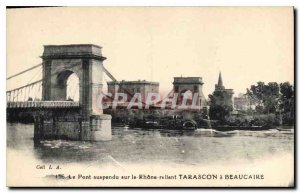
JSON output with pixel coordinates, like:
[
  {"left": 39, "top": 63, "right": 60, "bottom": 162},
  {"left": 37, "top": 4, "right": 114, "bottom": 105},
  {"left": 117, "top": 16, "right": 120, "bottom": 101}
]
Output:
[{"left": 7, "top": 101, "right": 80, "bottom": 109}]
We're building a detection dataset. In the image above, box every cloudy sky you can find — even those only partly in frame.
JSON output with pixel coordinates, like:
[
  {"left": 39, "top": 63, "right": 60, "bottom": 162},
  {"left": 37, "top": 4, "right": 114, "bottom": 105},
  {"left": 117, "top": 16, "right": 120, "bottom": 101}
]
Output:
[{"left": 7, "top": 7, "right": 294, "bottom": 97}]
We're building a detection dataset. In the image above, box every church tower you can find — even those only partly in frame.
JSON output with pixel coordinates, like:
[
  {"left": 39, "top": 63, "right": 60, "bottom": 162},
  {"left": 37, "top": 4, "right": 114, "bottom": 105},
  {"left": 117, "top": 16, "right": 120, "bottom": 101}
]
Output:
[
  {"left": 212, "top": 72, "right": 234, "bottom": 108},
  {"left": 215, "top": 72, "right": 225, "bottom": 90}
]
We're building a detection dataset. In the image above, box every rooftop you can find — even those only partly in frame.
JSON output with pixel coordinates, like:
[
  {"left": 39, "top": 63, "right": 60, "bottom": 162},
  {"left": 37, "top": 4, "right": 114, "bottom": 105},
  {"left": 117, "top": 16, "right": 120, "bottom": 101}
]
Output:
[
  {"left": 42, "top": 44, "right": 106, "bottom": 60},
  {"left": 173, "top": 77, "right": 203, "bottom": 84},
  {"left": 107, "top": 80, "right": 159, "bottom": 85}
]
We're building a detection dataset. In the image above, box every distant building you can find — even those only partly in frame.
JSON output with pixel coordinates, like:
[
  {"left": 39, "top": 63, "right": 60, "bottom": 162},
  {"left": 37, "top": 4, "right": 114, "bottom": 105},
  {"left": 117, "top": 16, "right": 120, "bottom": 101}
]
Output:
[
  {"left": 212, "top": 72, "right": 234, "bottom": 108},
  {"left": 234, "top": 93, "right": 252, "bottom": 111},
  {"left": 107, "top": 80, "right": 159, "bottom": 102}
]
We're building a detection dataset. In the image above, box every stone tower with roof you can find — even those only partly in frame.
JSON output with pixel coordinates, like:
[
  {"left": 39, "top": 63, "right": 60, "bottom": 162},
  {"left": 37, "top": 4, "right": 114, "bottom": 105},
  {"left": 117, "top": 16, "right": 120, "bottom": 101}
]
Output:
[{"left": 212, "top": 72, "right": 234, "bottom": 108}]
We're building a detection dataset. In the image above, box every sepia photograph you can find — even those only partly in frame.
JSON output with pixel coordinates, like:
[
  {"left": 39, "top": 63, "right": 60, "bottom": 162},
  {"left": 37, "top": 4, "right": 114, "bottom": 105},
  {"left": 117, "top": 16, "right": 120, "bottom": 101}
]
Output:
[{"left": 6, "top": 6, "right": 294, "bottom": 187}]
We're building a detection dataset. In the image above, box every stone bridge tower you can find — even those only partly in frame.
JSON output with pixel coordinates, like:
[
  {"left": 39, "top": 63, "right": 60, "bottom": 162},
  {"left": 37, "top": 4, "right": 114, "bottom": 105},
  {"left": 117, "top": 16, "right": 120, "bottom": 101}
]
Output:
[
  {"left": 173, "top": 77, "right": 207, "bottom": 109},
  {"left": 36, "top": 44, "right": 111, "bottom": 141}
]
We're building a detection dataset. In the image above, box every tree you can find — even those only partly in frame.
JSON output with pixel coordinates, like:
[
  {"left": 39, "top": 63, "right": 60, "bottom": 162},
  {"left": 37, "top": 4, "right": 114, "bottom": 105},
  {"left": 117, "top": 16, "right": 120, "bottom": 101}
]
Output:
[
  {"left": 208, "top": 94, "right": 231, "bottom": 122},
  {"left": 246, "top": 82, "right": 279, "bottom": 114},
  {"left": 246, "top": 81, "right": 294, "bottom": 126},
  {"left": 279, "top": 82, "right": 294, "bottom": 124}
]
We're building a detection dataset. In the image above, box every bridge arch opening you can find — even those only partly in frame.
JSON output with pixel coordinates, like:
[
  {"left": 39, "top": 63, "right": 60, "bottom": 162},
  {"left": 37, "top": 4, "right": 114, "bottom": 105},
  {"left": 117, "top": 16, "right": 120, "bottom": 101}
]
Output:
[
  {"left": 56, "top": 70, "right": 79, "bottom": 102},
  {"left": 178, "top": 89, "right": 193, "bottom": 106}
]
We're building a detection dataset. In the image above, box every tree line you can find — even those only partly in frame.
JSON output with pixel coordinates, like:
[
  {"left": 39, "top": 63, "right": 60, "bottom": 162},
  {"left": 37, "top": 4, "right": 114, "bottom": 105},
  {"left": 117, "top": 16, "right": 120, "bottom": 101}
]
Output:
[{"left": 209, "top": 81, "right": 294, "bottom": 126}]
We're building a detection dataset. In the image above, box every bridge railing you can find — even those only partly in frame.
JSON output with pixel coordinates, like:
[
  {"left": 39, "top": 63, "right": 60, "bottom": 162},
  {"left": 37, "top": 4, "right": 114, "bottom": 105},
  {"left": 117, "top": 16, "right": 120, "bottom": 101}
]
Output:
[{"left": 7, "top": 101, "right": 80, "bottom": 109}]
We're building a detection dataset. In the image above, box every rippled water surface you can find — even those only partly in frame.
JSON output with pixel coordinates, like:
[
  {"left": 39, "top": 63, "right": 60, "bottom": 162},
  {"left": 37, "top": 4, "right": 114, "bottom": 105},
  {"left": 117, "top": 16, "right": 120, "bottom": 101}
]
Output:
[{"left": 7, "top": 123, "right": 294, "bottom": 166}]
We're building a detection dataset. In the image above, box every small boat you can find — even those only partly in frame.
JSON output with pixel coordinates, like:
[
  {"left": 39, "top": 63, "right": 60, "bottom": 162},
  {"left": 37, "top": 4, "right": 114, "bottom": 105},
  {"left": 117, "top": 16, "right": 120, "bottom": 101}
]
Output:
[
  {"left": 112, "top": 123, "right": 130, "bottom": 128},
  {"left": 129, "top": 117, "right": 198, "bottom": 130},
  {"left": 213, "top": 131, "right": 235, "bottom": 137}
]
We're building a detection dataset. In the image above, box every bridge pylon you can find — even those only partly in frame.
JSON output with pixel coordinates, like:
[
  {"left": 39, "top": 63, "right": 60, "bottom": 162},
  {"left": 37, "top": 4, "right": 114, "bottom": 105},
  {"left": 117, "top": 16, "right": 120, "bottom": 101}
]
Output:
[{"left": 35, "top": 44, "right": 112, "bottom": 141}]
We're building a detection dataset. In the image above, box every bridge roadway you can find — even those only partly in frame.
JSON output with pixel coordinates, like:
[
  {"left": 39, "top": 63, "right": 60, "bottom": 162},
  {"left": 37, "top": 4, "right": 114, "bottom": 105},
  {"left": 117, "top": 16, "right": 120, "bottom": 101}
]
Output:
[{"left": 7, "top": 101, "right": 80, "bottom": 109}]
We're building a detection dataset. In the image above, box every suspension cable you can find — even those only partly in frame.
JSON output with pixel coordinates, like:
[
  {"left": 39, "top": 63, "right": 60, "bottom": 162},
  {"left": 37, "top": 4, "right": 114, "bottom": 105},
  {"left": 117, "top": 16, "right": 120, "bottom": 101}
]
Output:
[
  {"left": 7, "top": 63, "right": 43, "bottom": 80},
  {"left": 6, "top": 61, "right": 82, "bottom": 94},
  {"left": 7, "top": 66, "right": 43, "bottom": 100}
]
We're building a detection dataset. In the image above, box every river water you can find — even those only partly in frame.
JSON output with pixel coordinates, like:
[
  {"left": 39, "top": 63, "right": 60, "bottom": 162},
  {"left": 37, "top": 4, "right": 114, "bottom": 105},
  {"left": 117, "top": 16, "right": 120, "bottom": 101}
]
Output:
[{"left": 6, "top": 123, "right": 294, "bottom": 187}]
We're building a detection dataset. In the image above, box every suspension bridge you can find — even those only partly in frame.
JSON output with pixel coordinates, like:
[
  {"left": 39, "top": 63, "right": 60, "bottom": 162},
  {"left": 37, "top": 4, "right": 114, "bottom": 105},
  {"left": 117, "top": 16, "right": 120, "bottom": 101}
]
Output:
[
  {"left": 6, "top": 53, "right": 174, "bottom": 110},
  {"left": 6, "top": 44, "right": 119, "bottom": 141},
  {"left": 7, "top": 57, "right": 115, "bottom": 108},
  {"left": 7, "top": 44, "right": 207, "bottom": 141}
]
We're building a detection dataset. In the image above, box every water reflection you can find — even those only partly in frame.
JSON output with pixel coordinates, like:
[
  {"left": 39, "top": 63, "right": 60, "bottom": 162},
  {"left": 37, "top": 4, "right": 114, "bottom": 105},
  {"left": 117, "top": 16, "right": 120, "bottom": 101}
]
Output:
[{"left": 7, "top": 123, "right": 294, "bottom": 167}]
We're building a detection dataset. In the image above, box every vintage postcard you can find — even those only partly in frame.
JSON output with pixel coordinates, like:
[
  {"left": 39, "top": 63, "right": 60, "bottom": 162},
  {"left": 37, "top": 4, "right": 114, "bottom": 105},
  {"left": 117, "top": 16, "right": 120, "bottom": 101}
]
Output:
[{"left": 6, "top": 7, "right": 294, "bottom": 187}]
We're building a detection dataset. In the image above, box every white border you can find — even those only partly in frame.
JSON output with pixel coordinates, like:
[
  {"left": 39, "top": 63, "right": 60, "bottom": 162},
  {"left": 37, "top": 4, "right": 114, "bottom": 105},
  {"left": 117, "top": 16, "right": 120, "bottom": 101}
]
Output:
[
  {"left": 1, "top": 0, "right": 298, "bottom": 6},
  {"left": 0, "top": 1, "right": 298, "bottom": 192}
]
